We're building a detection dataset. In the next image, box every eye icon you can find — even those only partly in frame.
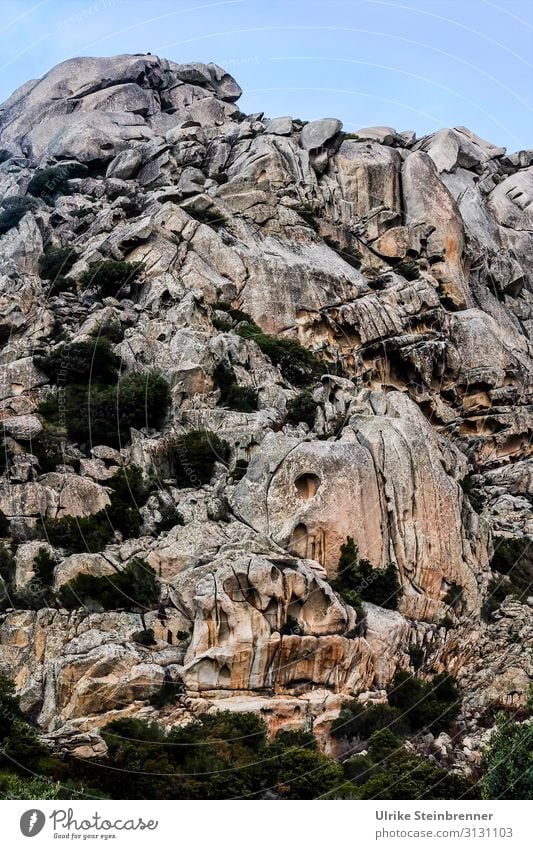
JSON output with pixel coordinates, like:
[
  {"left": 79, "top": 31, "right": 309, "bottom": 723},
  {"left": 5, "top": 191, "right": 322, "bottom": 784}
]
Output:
[{"left": 20, "top": 809, "right": 46, "bottom": 837}]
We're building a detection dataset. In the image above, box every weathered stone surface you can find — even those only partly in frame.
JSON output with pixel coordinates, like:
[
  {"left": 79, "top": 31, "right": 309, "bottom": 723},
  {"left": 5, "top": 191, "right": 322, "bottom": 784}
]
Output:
[
  {"left": 300, "top": 118, "right": 342, "bottom": 150},
  {"left": 265, "top": 116, "right": 293, "bottom": 135},
  {"left": 0, "top": 52, "right": 531, "bottom": 761}
]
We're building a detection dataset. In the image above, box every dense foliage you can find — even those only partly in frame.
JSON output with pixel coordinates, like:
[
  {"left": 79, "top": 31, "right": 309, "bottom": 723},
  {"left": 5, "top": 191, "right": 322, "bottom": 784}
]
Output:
[
  {"left": 482, "top": 716, "right": 533, "bottom": 799},
  {"left": 163, "top": 430, "right": 231, "bottom": 487},
  {"left": 237, "top": 322, "right": 322, "bottom": 387},
  {"left": 0, "top": 196, "right": 37, "bottom": 236},
  {"left": 79, "top": 260, "right": 144, "bottom": 299},
  {"left": 214, "top": 362, "right": 258, "bottom": 412},
  {"left": 342, "top": 730, "right": 479, "bottom": 800},
  {"left": 38, "top": 246, "right": 79, "bottom": 293},
  {"left": 38, "top": 369, "right": 170, "bottom": 448},
  {"left": 286, "top": 390, "right": 316, "bottom": 428},
  {"left": 58, "top": 558, "right": 159, "bottom": 611},
  {"left": 332, "top": 537, "right": 402, "bottom": 611}
]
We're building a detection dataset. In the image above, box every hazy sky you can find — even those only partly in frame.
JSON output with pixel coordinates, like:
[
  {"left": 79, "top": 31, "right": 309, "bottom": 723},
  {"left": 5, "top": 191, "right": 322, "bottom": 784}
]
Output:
[{"left": 0, "top": 0, "right": 531, "bottom": 151}]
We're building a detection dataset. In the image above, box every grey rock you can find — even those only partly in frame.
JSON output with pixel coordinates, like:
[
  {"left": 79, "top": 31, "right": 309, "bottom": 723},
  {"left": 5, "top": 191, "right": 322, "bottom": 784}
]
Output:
[
  {"left": 300, "top": 118, "right": 342, "bottom": 150},
  {"left": 265, "top": 116, "right": 293, "bottom": 135}
]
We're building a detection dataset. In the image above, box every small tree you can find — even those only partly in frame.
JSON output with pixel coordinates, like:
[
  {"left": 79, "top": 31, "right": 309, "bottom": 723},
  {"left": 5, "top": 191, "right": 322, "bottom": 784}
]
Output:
[
  {"left": 482, "top": 717, "right": 533, "bottom": 799},
  {"left": 332, "top": 538, "right": 402, "bottom": 611},
  {"left": 286, "top": 391, "right": 316, "bottom": 428}
]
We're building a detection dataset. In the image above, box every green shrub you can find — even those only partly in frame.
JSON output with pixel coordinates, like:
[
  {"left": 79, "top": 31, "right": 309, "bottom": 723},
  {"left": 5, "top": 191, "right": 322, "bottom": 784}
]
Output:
[
  {"left": 79, "top": 260, "right": 144, "bottom": 299},
  {"left": 482, "top": 716, "right": 533, "bottom": 799},
  {"left": 33, "top": 548, "right": 56, "bottom": 586},
  {"left": 58, "top": 558, "right": 159, "bottom": 611},
  {"left": 106, "top": 465, "right": 151, "bottom": 540},
  {"left": 42, "top": 512, "right": 114, "bottom": 554},
  {"left": 332, "top": 537, "right": 402, "bottom": 611},
  {"left": 286, "top": 390, "right": 316, "bottom": 427},
  {"left": 27, "top": 163, "right": 85, "bottom": 203},
  {"left": 212, "top": 316, "right": 233, "bottom": 332},
  {"left": 108, "top": 464, "right": 148, "bottom": 506},
  {"left": 331, "top": 701, "right": 409, "bottom": 741},
  {"left": 36, "top": 338, "right": 120, "bottom": 385},
  {"left": 132, "top": 628, "right": 156, "bottom": 646},
  {"left": 213, "top": 362, "right": 258, "bottom": 412},
  {"left": 30, "top": 432, "right": 67, "bottom": 473},
  {"left": 149, "top": 673, "right": 185, "bottom": 708},
  {"left": 352, "top": 746, "right": 479, "bottom": 800},
  {"left": 164, "top": 430, "right": 231, "bottom": 488},
  {"left": 388, "top": 670, "right": 459, "bottom": 733},
  {"left": 38, "top": 371, "right": 170, "bottom": 448},
  {"left": 237, "top": 323, "right": 322, "bottom": 387},
  {"left": 157, "top": 505, "right": 184, "bottom": 533},
  {"left": 0, "top": 196, "right": 36, "bottom": 236},
  {"left": 491, "top": 536, "right": 532, "bottom": 601},
  {"left": 38, "top": 246, "right": 79, "bottom": 282}
]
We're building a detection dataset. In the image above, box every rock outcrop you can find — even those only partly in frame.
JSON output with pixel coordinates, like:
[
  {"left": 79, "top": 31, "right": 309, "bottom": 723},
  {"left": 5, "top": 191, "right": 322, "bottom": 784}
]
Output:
[{"left": 0, "top": 53, "right": 531, "bottom": 754}]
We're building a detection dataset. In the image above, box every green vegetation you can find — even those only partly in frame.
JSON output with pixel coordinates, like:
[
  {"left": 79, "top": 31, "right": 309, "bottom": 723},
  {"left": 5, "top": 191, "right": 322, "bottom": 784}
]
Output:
[
  {"left": 58, "top": 558, "right": 159, "bottom": 611},
  {"left": 42, "top": 465, "right": 152, "bottom": 552},
  {"left": 84, "top": 712, "right": 344, "bottom": 799},
  {"left": 38, "top": 247, "right": 79, "bottom": 293},
  {"left": 162, "top": 430, "right": 231, "bottom": 488},
  {"left": 213, "top": 362, "right": 258, "bottom": 412},
  {"left": 237, "top": 322, "right": 322, "bottom": 387},
  {"left": 149, "top": 674, "right": 185, "bottom": 708},
  {"left": 27, "top": 163, "right": 85, "bottom": 204},
  {"left": 490, "top": 536, "right": 532, "bottom": 602},
  {"left": 286, "top": 390, "right": 316, "bottom": 428},
  {"left": 36, "top": 338, "right": 120, "bottom": 386},
  {"left": 331, "top": 701, "right": 410, "bottom": 741},
  {"left": 38, "top": 370, "right": 170, "bottom": 448},
  {"left": 0, "top": 674, "right": 101, "bottom": 799},
  {"left": 343, "top": 729, "right": 479, "bottom": 800},
  {"left": 388, "top": 669, "right": 460, "bottom": 733},
  {"left": 0, "top": 196, "right": 37, "bottom": 236},
  {"left": 482, "top": 716, "right": 533, "bottom": 799},
  {"left": 332, "top": 670, "right": 460, "bottom": 748},
  {"left": 331, "top": 537, "right": 402, "bottom": 612},
  {"left": 79, "top": 260, "right": 144, "bottom": 299},
  {"left": 132, "top": 628, "right": 156, "bottom": 646},
  {"left": 42, "top": 512, "right": 114, "bottom": 554}
]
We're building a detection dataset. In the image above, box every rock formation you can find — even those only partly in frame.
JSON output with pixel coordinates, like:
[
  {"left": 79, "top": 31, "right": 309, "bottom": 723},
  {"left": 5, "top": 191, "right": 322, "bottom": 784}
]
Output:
[{"left": 0, "top": 54, "right": 531, "bottom": 761}]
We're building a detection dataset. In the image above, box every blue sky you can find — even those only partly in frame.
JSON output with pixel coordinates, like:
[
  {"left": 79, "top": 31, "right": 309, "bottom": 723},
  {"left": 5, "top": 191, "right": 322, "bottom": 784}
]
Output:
[{"left": 0, "top": 0, "right": 531, "bottom": 151}]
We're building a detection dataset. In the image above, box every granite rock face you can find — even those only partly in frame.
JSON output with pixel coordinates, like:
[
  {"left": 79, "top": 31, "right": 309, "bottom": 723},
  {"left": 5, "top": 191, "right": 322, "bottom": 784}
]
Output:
[{"left": 0, "top": 54, "right": 531, "bottom": 752}]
